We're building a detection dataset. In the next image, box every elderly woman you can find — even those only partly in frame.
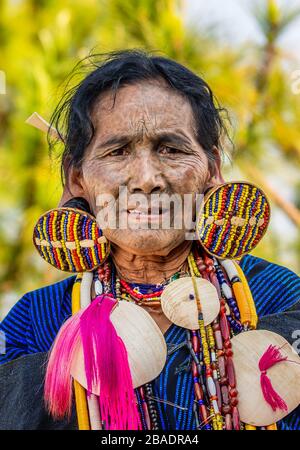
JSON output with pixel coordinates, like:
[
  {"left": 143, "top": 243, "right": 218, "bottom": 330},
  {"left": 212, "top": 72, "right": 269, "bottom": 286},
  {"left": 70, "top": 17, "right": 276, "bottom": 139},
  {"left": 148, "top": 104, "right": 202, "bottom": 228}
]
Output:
[{"left": 0, "top": 50, "right": 300, "bottom": 431}]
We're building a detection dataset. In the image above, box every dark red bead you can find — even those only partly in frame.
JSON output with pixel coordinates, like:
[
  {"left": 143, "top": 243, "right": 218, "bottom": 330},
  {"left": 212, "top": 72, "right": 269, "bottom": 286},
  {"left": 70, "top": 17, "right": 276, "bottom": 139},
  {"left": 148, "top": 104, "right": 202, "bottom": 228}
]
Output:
[
  {"left": 226, "top": 357, "right": 236, "bottom": 388},
  {"left": 219, "top": 376, "right": 228, "bottom": 386},
  {"left": 225, "top": 348, "right": 233, "bottom": 357},
  {"left": 218, "top": 356, "right": 226, "bottom": 378},
  {"left": 232, "top": 406, "right": 240, "bottom": 430},
  {"left": 225, "top": 413, "right": 233, "bottom": 430},
  {"left": 224, "top": 340, "right": 232, "bottom": 349},
  {"left": 221, "top": 385, "right": 229, "bottom": 404},
  {"left": 222, "top": 405, "right": 232, "bottom": 415},
  {"left": 200, "top": 405, "right": 208, "bottom": 422},
  {"left": 230, "top": 397, "right": 238, "bottom": 407},
  {"left": 229, "top": 388, "right": 238, "bottom": 398}
]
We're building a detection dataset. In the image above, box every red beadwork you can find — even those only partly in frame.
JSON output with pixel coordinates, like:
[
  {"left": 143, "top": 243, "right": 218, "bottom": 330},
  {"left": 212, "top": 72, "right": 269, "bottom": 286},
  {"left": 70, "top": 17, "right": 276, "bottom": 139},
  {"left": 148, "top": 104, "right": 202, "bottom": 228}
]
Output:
[
  {"left": 225, "top": 414, "right": 233, "bottom": 430},
  {"left": 192, "top": 335, "right": 200, "bottom": 353},
  {"left": 120, "top": 279, "right": 163, "bottom": 300},
  {"left": 232, "top": 406, "right": 240, "bottom": 430},
  {"left": 139, "top": 386, "right": 151, "bottom": 430},
  {"left": 226, "top": 357, "right": 236, "bottom": 388}
]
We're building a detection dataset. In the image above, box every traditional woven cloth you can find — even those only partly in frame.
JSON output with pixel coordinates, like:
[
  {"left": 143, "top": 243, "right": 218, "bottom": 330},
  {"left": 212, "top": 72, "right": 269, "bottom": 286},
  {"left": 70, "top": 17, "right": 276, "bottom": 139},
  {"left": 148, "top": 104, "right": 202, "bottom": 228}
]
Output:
[{"left": 1, "top": 255, "right": 299, "bottom": 429}]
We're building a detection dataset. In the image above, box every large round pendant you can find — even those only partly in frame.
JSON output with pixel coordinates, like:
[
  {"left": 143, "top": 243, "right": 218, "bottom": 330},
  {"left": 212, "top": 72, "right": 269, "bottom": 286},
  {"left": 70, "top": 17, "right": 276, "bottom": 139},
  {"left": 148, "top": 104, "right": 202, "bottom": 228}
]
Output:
[
  {"left": 70, "top": 301, "right": 167, "bottom": 393},
  {"left": 231, "top": 330, "right": 300, "bottom": 426},
  {"left": 196, "top": 182, "right": 271, "bottom": 259},
  {"left": 33, "top": 207, "right": 110, "bottom": 273},
  {"left": 161, "top": 277, "right": 220, "bottom": 329}
]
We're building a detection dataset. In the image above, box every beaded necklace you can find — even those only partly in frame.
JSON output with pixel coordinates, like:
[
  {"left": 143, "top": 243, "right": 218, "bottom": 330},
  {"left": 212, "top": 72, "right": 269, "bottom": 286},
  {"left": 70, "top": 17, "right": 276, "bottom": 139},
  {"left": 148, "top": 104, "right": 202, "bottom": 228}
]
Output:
[{"left": 88, "top": 242, "right": 276, "bottom": 430}]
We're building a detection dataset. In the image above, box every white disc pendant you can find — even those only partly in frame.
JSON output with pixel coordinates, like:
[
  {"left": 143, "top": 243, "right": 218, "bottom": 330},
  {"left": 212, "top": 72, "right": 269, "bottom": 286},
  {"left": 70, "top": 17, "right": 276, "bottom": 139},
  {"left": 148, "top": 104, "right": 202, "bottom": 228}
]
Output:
[
  {"left": 71, "top": 301, "right": 167, "bottom": 393},
  {"left": 231, "top": 330, "right": 300, "bottom": 426},
  {"left": 161, "top": 277, "right": 220, "bottom": 330}
]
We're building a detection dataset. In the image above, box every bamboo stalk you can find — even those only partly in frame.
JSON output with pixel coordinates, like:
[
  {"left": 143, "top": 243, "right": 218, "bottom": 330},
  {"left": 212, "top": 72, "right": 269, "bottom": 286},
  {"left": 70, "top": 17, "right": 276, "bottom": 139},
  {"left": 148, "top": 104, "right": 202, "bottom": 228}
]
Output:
[{"left": 25, "top": 112, "right": 62, "bottom": 140}]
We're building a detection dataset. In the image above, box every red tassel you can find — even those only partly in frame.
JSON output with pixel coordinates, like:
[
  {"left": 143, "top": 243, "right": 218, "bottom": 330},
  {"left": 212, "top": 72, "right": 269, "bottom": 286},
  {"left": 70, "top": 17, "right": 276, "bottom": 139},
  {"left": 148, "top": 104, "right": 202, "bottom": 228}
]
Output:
[{"left": 258, "top": 345, "right": 288, "bottom": 412}]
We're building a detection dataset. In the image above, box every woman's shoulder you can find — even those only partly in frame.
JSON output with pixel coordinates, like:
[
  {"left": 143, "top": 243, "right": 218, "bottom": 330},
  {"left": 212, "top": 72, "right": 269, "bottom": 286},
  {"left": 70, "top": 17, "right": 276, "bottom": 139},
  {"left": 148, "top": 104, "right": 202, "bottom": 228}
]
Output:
[
  {"left": 10, "top": 275, "right": 76, "bottom": 324},
  {"left": 24, "top": 276, "right": 76, "bottom": 310},
  {"left": 0, "top": 276, "right": 76, "bottom": 364},
  {"left": 240, "top": 254, "right": 300, "bottom": 315}
]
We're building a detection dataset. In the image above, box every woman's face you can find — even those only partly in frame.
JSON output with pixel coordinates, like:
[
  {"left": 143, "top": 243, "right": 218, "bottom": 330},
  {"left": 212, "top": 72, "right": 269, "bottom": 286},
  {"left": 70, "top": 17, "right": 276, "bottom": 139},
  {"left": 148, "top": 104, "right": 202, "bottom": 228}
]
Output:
[{"left": 70, "top": 79, "right": 222, "bottom": 255}]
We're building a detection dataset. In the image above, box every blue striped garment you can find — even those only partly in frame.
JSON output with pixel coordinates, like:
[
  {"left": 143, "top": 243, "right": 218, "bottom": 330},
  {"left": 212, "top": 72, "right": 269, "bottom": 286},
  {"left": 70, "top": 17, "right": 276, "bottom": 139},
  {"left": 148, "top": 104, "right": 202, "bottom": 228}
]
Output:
[{"left": 0, "top": 254, "right": 299, "bottom": 429}]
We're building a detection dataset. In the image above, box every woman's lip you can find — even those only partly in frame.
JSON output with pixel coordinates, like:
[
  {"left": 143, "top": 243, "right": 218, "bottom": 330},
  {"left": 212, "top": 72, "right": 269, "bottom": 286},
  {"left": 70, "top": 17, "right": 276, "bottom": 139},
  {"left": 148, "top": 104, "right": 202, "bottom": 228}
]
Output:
[
  {"left": 126, "top": 208, "right": 167, "bottom": 215},
  {"left": 124, "top": 209, "right": 170, "bottom": 223},
  {"left": 127, "top": 210, "right": 160, "bottom": 215}
]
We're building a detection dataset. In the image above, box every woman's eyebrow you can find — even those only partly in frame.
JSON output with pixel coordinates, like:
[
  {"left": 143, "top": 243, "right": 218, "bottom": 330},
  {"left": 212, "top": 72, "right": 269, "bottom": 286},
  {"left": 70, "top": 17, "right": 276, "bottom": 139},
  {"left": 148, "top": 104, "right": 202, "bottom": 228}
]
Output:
[
  {"left": 153, "top": 132, "right": 193, "bottom": 148},
  {"left": 95, "top": 135, "right": 130, "bottom": 149},
  {"left": 96, "top": 131, "right": 193, "bottom": 149}
]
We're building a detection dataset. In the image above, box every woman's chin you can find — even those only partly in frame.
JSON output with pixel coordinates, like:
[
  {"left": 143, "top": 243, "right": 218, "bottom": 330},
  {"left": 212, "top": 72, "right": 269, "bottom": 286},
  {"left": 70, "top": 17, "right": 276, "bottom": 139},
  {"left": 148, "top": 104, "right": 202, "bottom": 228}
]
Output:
[{"left": 104, "top": 228, "right": 187, "bottom": 256}]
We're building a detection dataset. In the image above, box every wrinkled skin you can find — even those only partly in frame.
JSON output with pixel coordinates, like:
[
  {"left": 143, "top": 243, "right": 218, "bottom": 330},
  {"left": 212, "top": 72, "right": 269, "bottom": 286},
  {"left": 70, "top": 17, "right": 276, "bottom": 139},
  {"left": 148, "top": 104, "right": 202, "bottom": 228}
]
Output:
[
  {"left": 63, "top": 78, "right": 224, "bottom": 331},
  {"left": 66, "top": 78, "right": 223, "bottom": 255}
]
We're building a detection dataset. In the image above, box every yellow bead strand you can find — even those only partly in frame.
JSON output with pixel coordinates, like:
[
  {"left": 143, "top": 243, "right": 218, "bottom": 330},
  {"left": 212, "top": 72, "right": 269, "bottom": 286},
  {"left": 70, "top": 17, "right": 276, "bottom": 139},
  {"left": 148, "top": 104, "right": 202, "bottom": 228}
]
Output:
[
  {"left": 188, "top": 253, "right": 201, "bottom": 277},
  {"left": 74, "top": 215, "right": 85, "bottom": 270},
  {"left": 60, "top": 212, "right": 73, "bottom": 271},
  {"left": 266, "top": 423, "right": 278, "bottom": 430},
  {"left": 71, "top": 277, "right": 90, "bottom": 430},
  {"left": 42, "top": 216, "right": 55, "bottom": 267},
  {"left": 52, "top": 211, "right": 64, "bottom": 270},
  {"left": 233, "top": 261, "right": 258, "bottom": 329},
  {"left": 90, "top": 222, "right": 98, "bottom": 267}
]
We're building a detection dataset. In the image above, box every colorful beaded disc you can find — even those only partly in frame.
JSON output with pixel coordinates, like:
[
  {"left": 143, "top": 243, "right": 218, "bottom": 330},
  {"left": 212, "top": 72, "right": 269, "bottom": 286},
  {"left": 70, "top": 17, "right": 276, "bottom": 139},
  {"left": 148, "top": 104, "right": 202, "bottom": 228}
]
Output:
[
  {"left": 33, "top": 208, "right": 110, "bottom": 272},
  {"left": 196, "top": 182, "right": 271, "bottom": 259}
]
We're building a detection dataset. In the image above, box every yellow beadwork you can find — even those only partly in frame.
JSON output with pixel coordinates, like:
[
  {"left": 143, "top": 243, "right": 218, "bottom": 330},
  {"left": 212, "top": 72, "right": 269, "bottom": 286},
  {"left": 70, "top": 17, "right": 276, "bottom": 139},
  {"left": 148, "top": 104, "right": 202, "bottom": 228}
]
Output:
[
  {"left": 52, "top": 211, "right": 64, "bottom": 270},
  {"left": 216, "top": 184, "right": 238, "bottom": 256},
  {"left": 60, "top": 212, "right": 73, "bottom": 271},
  {"left": 74, "top": 215, "right": 85, "bottom": 270},
  {"left": 37, "top": 222, "right": 48, "bottom": 262},
  {"left": 42, "top": 216, "right": 55, "bottom": 267},
  {"left": 188, "top": 253, "right": 201, "bottom": 277},
  {"left": 233, "top": 262, "right": 258, "bottom": 329},
  {"left": 210, "top": 406, "right": 218, "bottom": 430},
  {"left": 197, "top": 182, "right": 271, "bottom": 260},
  {"left": 232, "top": 281, "right": 252, "bottom": 327},
  {"left": 216, "top": 415, "right": 223, "bottom": 430},
  {"left": 71, "top": 277, "right": 90, "bottom": 430},
  {"left": 231, "top": 185, "right": 249, "bottom": 258},
  {"left": 100, "top": 242, "right": 105, "bottom": 261},
  {"left": 266, "top": 423, "right": 278, "bottom": 430},
  {"left": 206, "top": 324, "right": 215, "bottom": 350},
  {"left": 191, "top": 276, "right": 210, "bottom": 365},
  {"left": 90, "top": 222, "right": 98, "bottom": 267}
]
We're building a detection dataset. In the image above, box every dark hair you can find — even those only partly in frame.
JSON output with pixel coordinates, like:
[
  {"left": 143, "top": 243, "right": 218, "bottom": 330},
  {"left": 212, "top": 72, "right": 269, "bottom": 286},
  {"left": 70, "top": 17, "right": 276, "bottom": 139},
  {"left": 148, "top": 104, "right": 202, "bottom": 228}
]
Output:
[{"left": 49, "top": 49, "right": 230, "bottom": 185}]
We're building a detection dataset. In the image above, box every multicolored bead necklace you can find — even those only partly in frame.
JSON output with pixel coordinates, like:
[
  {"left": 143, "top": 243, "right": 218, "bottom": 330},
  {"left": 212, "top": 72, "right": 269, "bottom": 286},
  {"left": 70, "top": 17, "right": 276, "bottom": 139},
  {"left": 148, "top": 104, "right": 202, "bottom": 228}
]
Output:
[{"left": 93, "top": 242, "right": 277, "bottom": 430}]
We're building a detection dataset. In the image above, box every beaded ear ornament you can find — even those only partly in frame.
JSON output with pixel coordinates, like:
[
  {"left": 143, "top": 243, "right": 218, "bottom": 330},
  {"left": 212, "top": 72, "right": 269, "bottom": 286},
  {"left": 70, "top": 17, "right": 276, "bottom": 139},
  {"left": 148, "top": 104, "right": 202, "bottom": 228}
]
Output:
[
  {"left": 197, "top": 181, "right": 271, "bottom": 259},
  {"left": 33, "top": 206, "right": 110, "bottom": 272}
]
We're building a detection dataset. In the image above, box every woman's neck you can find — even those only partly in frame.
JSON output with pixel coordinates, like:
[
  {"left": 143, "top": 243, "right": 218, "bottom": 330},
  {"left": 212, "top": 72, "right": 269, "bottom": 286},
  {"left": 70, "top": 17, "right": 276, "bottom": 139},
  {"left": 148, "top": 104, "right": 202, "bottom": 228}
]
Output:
[{"left": 111, "top": 240, "right": 192, "bottom": 284}]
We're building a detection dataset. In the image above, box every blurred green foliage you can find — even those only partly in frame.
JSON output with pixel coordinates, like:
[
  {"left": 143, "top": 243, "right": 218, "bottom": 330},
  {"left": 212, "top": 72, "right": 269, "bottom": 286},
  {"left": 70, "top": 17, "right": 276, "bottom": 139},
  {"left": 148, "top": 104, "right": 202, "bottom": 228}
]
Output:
[{"left": 0, "top": 0, "right": 299, "bottom": 315}]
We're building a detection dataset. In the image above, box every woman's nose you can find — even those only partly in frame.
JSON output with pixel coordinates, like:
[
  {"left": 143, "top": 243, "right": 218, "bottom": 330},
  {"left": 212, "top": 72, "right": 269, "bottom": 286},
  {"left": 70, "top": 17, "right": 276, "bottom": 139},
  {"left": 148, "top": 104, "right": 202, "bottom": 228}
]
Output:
[{"left": 127, "top": 152, "right": 166, "bottom": 195}]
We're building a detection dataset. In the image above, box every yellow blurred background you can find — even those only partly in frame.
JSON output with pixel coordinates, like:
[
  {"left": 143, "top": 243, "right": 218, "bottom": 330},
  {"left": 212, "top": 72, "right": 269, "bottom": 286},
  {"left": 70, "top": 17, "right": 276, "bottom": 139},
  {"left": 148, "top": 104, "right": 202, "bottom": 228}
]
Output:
[{"left": 0, "top": 0, "right": 300, "bottom": 317}]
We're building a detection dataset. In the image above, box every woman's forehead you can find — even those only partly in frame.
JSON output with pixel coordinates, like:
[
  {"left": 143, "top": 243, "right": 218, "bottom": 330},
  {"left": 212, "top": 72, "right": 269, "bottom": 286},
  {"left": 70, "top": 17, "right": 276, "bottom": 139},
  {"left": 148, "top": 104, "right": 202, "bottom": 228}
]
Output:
[{"left": 91, "top": 82, "right": 195, "bottom": 139}]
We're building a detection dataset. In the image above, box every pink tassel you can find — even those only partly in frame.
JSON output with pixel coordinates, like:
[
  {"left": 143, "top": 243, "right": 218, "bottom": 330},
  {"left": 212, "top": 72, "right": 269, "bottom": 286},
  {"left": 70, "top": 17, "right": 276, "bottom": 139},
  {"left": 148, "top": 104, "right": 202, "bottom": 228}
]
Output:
[
  {"left": 258, "top": 345, "right": 288, "bottom": 412},
  {"left": 45, "top": 294, "right": 141, "bottom": 429},
  {"left": 80, "top": 295, "right": 141, "bottom": 430},
  {"left": 44, "top": 310, "right": 83, "bottom": 419}
]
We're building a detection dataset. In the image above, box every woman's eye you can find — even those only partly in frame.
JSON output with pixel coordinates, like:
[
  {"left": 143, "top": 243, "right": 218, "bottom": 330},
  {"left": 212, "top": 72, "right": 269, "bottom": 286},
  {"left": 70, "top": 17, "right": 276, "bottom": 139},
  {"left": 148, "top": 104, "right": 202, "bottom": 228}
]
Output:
[
  {"left": 159, "top": 146, "right": 180, "bottom": 155},
  {"left": 109, "top": 146, "right": 129, "bottom": 157}
]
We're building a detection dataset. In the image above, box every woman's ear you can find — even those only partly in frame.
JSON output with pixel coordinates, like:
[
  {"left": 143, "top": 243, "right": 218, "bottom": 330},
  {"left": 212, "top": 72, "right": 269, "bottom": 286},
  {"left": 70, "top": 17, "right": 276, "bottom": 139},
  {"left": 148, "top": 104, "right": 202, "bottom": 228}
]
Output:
[
  {"left": 205, "top": 146, "right": 225, "bottom": 191},
  {"left": 58, "top": 164, "right": 87, "bottom": 207}
]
